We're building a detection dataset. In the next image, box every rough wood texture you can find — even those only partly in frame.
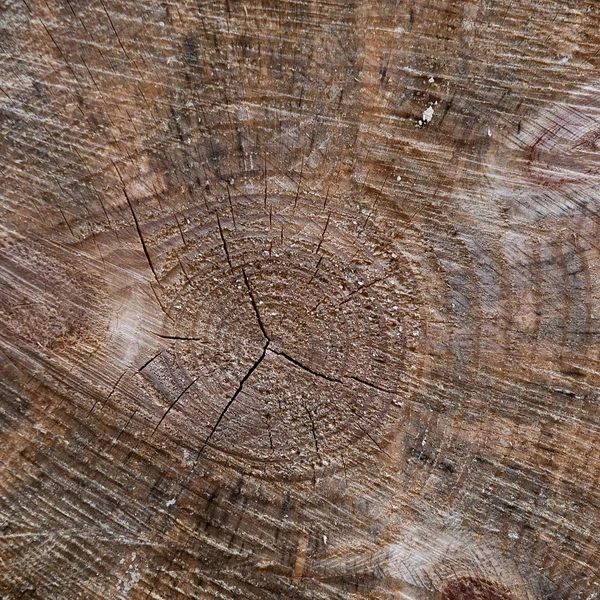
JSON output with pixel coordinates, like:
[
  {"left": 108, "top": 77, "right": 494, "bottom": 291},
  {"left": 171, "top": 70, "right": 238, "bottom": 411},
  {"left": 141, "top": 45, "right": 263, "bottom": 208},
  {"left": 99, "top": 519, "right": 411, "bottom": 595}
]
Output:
[{"left": 1, "top": 1, "right": 600, "bottom": 599}]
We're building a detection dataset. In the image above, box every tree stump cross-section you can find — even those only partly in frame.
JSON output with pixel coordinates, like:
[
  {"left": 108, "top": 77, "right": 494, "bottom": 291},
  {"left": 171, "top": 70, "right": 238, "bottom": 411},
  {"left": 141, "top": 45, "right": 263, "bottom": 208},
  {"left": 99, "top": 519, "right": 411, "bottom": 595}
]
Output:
[{"left": 1, "top": 1, "right": 600, "bottom": 599}]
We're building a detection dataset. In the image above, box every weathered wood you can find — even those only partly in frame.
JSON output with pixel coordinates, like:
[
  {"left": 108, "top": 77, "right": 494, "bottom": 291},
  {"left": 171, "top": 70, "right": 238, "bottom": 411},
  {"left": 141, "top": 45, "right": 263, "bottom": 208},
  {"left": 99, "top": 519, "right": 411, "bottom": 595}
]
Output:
[{"left": 1, "top": 1, "right": 600, "bottom": 598}]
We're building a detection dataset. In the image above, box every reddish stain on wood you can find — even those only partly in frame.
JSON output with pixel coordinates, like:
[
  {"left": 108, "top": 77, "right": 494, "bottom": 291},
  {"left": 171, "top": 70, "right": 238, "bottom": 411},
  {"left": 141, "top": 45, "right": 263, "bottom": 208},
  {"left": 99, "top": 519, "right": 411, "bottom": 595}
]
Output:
[{"left": 443, "top": 578, "right": 515, "bottom": 600}]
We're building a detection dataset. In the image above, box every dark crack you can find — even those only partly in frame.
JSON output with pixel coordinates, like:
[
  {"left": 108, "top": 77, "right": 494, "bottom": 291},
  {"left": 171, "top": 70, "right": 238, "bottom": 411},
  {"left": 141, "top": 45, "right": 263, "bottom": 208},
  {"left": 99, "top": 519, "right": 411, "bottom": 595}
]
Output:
[
  {"left": 338, "top": 276, "right": 385, "bottom": 306},
  {"left": 226, "top": 184, "right": 237, "bottom": 230},
  {"left": 152, "top": 333, "right": 209, "bottom": 342},
  {"left": 348, "top": 375, "right": 399, "bottom": 396},
  {"left": 138, "top": 350, "right": 162, "bottom": 372},
  {"left": 197, "top": 339, "right": 270, "bottom": 457},
  {"left": 112, "top": 160, "right": 173, "bottom": 322},
  {"left": 305, "top": 406, "right": 320, "bottom": 457},
  {"left": 349, "top": 407, "right": 391, "bottom": 458},
  {"left": 269, "top": 348, "right": 342, "bottom": 383},
  {"left": 308, "top": 255, "right": 323, "bottom": 285},
  {"left": 242, "top": 268, "right": 269, "bottom": 340},
  {"left": 109, "top": 409, "right": 137, "bottom": 452},
  {"left": 87, "top": 369, "right": 128, "bottom": 417},
  {"left": 151, "top": 378, "right": 197, "bottom": 438},
  {"left": 113, "top": 160, "right": 160, "bottom": 286},
  {"left": 215, "top": 211, "right": 233, "bottom": 269},
  {"left": 315, "top": 212, "right": 331, "bottom": 254}
]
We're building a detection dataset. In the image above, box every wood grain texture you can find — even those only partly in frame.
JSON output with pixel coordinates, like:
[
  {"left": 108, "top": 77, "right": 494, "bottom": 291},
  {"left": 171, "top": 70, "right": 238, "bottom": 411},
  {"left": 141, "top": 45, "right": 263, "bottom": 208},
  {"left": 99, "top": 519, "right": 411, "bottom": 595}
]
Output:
[{"left": 1, "top": 1, "right": 600, "bottom": 599}]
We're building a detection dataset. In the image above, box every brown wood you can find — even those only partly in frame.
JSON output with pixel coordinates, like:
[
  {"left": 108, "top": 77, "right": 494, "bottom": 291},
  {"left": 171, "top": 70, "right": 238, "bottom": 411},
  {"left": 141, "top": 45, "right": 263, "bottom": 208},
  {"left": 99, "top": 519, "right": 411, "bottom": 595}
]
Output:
[{"left": 1, "top": 1, "right": 600, "bottom": 598}]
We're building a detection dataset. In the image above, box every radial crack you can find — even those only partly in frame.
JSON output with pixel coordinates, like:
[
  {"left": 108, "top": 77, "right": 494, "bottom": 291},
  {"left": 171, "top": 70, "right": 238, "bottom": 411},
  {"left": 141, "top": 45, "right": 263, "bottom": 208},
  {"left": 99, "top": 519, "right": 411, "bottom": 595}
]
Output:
[
  {"left": 87, "top": 369, "right": 128, "bottom": 417},
  {"left": 198, "top": 340, "right": 269, "bottom": 457},
  {"left": 339, "top": 276, "right": 385, "bottom": 306},
  {"left": 108, "top": 409, "right": 138, "bottom": 453},
  {"left": 226, "top": 185, "right": 237, "bottom": 230},
  {"left": 151, "top": 378, "right": 197, "bottom": 438},
  {"left": 138, "top": 350, "right": 162, "bottom": 372},
  {"left": 112, "top": 160, "right": 161, "bottom": 287},
  {"left": 348, "top": 375, "right": 399, "bottom": 396},
  {"left": 152, "top": 333, "right": 208, "bottom": 342},
  {"left": 242, "top": 268, "right": 270, "bottom": 340},
  {"left": 349, "top": 407, "right": 391, "bottom": 458},
  {"left": 305, "top": 406, "right": 320, "bottom": 457},
  {"left": 270, "top": 349, "right": 341, "bottom": 383},
  {"left": 315, "top": 212, "right": 331, "bottom": 254},
  {"left": 308, "top": 255, "right": 323, "bottom": 285},
  {"left": 215, "top": 211, "right": 233, "bottom": 269}
]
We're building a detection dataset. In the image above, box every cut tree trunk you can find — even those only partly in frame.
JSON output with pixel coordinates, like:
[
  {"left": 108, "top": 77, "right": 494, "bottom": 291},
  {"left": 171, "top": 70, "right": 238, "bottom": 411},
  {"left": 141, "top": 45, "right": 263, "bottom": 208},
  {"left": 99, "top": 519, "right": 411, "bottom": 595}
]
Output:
[{"left": 1, "top": 1, "right": 600, "bottom": 599}]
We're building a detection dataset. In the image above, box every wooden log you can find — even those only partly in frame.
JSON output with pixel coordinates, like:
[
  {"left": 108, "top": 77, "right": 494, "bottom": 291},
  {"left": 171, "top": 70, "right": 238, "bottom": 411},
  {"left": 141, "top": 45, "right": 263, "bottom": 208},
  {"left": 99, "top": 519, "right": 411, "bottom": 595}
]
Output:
[{"left": 1, "top": 1, "right": 600, "bottom": 598}]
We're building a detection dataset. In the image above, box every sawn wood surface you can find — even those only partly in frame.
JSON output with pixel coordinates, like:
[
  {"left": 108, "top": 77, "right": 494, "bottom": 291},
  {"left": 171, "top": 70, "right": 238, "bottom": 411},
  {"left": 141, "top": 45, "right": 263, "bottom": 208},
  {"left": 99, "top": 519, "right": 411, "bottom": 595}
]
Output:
[{"left": 1, "top": 1, "right": 600, "bottom": 599}]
